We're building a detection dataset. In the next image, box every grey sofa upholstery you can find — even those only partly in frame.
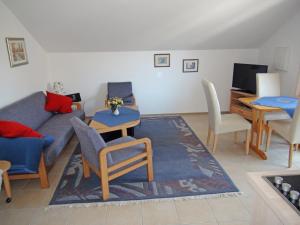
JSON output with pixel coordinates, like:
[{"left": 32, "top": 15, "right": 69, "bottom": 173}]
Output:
[{"left": 0, "top": 91, "right": 85, "bottom": 166}]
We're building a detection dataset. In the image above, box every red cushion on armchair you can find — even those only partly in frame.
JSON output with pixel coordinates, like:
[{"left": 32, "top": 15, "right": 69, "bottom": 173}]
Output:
[{"left": 45, "top": 91, "right": 72, "bottom": 113}]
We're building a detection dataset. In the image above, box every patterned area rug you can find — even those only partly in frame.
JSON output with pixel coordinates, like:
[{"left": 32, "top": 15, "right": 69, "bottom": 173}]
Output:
[{"left": 50, "top": 116, "right": 238, "bottom": 205}]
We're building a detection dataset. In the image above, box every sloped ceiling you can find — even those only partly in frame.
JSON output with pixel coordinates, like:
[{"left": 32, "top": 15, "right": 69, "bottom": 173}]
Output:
[{"left": 2, "top": 0, "right": 300, "bottom": 52}]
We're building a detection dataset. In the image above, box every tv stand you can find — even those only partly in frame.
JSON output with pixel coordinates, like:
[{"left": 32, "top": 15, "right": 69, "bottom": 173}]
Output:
[
  {"left": 230, "top": 89, "right": 256, "bottom": 121},
  {"left": 232, "top": 89, "right": 255, "bottom": 94}
]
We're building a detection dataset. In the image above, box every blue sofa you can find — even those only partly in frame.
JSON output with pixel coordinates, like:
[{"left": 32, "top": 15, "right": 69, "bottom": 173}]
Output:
[{"left": 0, "top": 91, "right": 85, "bottom": 188}]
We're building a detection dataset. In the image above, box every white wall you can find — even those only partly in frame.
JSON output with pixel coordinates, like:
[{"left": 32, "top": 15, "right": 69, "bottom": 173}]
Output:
[
  {"left": 258, "top": 11, "right": 300, "bottom": 96},
  {"left": 0, "top": 1, "right": 48, "bottom": 108},
  {"left": 48, "top": 49, "right": 258, "bottom": 115}
]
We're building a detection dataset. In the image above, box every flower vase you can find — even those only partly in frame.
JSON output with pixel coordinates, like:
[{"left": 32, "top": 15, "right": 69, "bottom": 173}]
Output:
[{"left": 113, "top": 107, "right": 120, "bottom": 116}]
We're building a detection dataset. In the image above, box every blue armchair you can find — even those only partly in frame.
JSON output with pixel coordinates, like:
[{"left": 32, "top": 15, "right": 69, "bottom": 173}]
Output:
[
  {"left": 70, "top": 117, "right": 153, "bottom": 200},
  {"left": 106, "top": 82, "right": 136, "bottom": 106}
]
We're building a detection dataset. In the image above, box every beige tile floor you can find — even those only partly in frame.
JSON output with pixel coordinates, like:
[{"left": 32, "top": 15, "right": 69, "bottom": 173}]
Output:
[{"left": 1, "top": 114, "right": 300, "bottom": 225}]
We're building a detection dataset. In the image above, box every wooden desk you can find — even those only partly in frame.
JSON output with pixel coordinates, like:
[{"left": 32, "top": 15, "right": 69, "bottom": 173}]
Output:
[
  {"left": 239, "top": 97, "right": 282, "bottom": 160},
  {"left": 89, "top": 106, "right": 140, "bottom": 137}
]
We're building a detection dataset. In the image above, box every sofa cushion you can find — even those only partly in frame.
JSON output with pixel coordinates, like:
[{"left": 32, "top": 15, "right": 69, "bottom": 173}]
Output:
[
  {"left": 45, "top": 92, "right": 73, "bottom": 113},
  {"left": 0, "top": 92, "right": 52, "bottom": 130},
  {"left": 37, "top": 110, "right": 85, "bottom": 166},
  {"left": 0, "top": 120, "right": 43, "bottom": 138}
]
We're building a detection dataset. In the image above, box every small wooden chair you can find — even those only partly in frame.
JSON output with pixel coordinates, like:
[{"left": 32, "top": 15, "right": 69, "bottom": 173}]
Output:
[{"left": 70, "top": 117, "right": 153, "bottom": 200}]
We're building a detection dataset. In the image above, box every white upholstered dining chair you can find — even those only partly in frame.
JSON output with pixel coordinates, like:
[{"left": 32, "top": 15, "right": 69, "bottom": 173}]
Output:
[
  {"left": 256, "top": 73, "right": 291, "bottom": 151},
  {"left": 202, "top": 79, "right": 251, "bottom": 154},
  {"left": 256, "top": 73, "right": 280, "bottom": 97},
  {"left": 266, "top": 104, "right": 300, "bottom": 168},
  {"left": 256, "top": 73, "right": 291, "bottom": 121}
]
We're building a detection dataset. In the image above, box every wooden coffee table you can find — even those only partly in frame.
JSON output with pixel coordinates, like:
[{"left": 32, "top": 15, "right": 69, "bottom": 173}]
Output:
[
  {"left": 89, "top": 106, "right": 140, "bottom": 137},
  {"left": 0, "top": 160, "right": 12, "bottom": 203}
]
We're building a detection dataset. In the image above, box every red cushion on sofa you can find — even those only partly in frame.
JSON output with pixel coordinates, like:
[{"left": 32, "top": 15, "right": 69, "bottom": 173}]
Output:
[
  {"left": 0, "top": 121, "right": 43, "bottom": 138},
  {"left": 45, "top": 91, "right": 72, "bottom": 113}
]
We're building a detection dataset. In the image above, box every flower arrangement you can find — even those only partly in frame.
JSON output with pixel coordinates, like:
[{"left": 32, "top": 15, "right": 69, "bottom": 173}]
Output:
[{"left": 108, "top": 97, "right": 123, "bottom": 115}]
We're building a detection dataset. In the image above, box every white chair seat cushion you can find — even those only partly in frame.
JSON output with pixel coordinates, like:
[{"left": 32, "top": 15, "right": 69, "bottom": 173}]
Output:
[
  {"left": 269, "top": 119, "right": 292, "bottom": 142},
  {"left": 216, "top": 113, "right": 251, "bottom": 134},
  {"left": 264, "top": 111, "right": 291, "bottom": 121}
]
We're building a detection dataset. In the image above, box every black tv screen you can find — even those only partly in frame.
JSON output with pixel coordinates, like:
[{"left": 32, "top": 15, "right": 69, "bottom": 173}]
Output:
[{"left": 232, "top": 63, "right": 268, "bottom": 94}]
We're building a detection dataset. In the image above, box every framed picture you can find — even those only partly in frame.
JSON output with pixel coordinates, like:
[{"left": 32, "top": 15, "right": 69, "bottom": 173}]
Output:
[
  {"left": 154, "top": 53, "right": 170, "bottom": 67},
  {"left": 183, "top": 59, "right": 199, "bottom": 73},
  {"left": 6, "top": 38, "right": 29, "bottom": 67}
]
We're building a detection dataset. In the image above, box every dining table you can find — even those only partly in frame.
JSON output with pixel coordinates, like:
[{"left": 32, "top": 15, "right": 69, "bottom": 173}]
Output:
[{"left": 238, "top": 97, "right": 284, "bottom": 160}]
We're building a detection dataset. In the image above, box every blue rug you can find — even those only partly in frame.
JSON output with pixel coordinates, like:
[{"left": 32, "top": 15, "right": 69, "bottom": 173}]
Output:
[{"left": 49, "top": 116, "right": 238, "bottom": 205}]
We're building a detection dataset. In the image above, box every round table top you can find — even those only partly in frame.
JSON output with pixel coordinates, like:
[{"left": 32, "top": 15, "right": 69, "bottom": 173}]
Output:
[{"left": 0, "top": 160, "right": 11, "bottom": 172}]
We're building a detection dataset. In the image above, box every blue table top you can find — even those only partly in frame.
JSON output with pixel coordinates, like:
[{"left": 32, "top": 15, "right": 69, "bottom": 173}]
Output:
[
  {"left": 252, "top": 96, "right": 298, "bottom": 117},
  {"left": 93, "top": 107, "right": 140, "bottom": 127}
]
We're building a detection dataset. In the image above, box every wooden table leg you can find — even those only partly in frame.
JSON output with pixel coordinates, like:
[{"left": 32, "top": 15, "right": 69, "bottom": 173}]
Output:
[
  {"left": 121, "top": 128, "right": 128, "bottom": 137},
  {"left": 2, "top": 171, "right": 12, "bottom": 203},
  {"left": 250, "top": 109, "right": 267, "bottom": 160},
  {"left": 250, "top": 109, "right": 257, "bottom": 147},
  {"left": 256, "top": 111, "right": 264, "bottom": 149}
]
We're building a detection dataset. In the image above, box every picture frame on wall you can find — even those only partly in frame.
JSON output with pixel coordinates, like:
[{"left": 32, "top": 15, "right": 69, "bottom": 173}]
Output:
[
  {"left": 183, "top": 59, "right": 199, "bottom": 73},
  {"left": 6, "top": 37, "right": 29, "bottom": 67},
  {"left": 154, "top": 53, "right": 170, "bottom": 67}
]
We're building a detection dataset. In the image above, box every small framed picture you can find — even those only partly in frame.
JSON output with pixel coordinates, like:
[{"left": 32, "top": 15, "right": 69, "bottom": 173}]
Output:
[
  {"left": 183, "top": 59, "right": 199, "bottom": 73},
  {"left": 154, "top": 53, "right": 170, "bottom": 67},
  {"left": 6, "top": 37, "right": 29, "bottom": 67}
]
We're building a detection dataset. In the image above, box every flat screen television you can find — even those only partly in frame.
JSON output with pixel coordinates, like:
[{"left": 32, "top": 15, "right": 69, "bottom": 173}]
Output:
[{"left": 232, "top": 63, "right": 268, "bottom": 94}]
